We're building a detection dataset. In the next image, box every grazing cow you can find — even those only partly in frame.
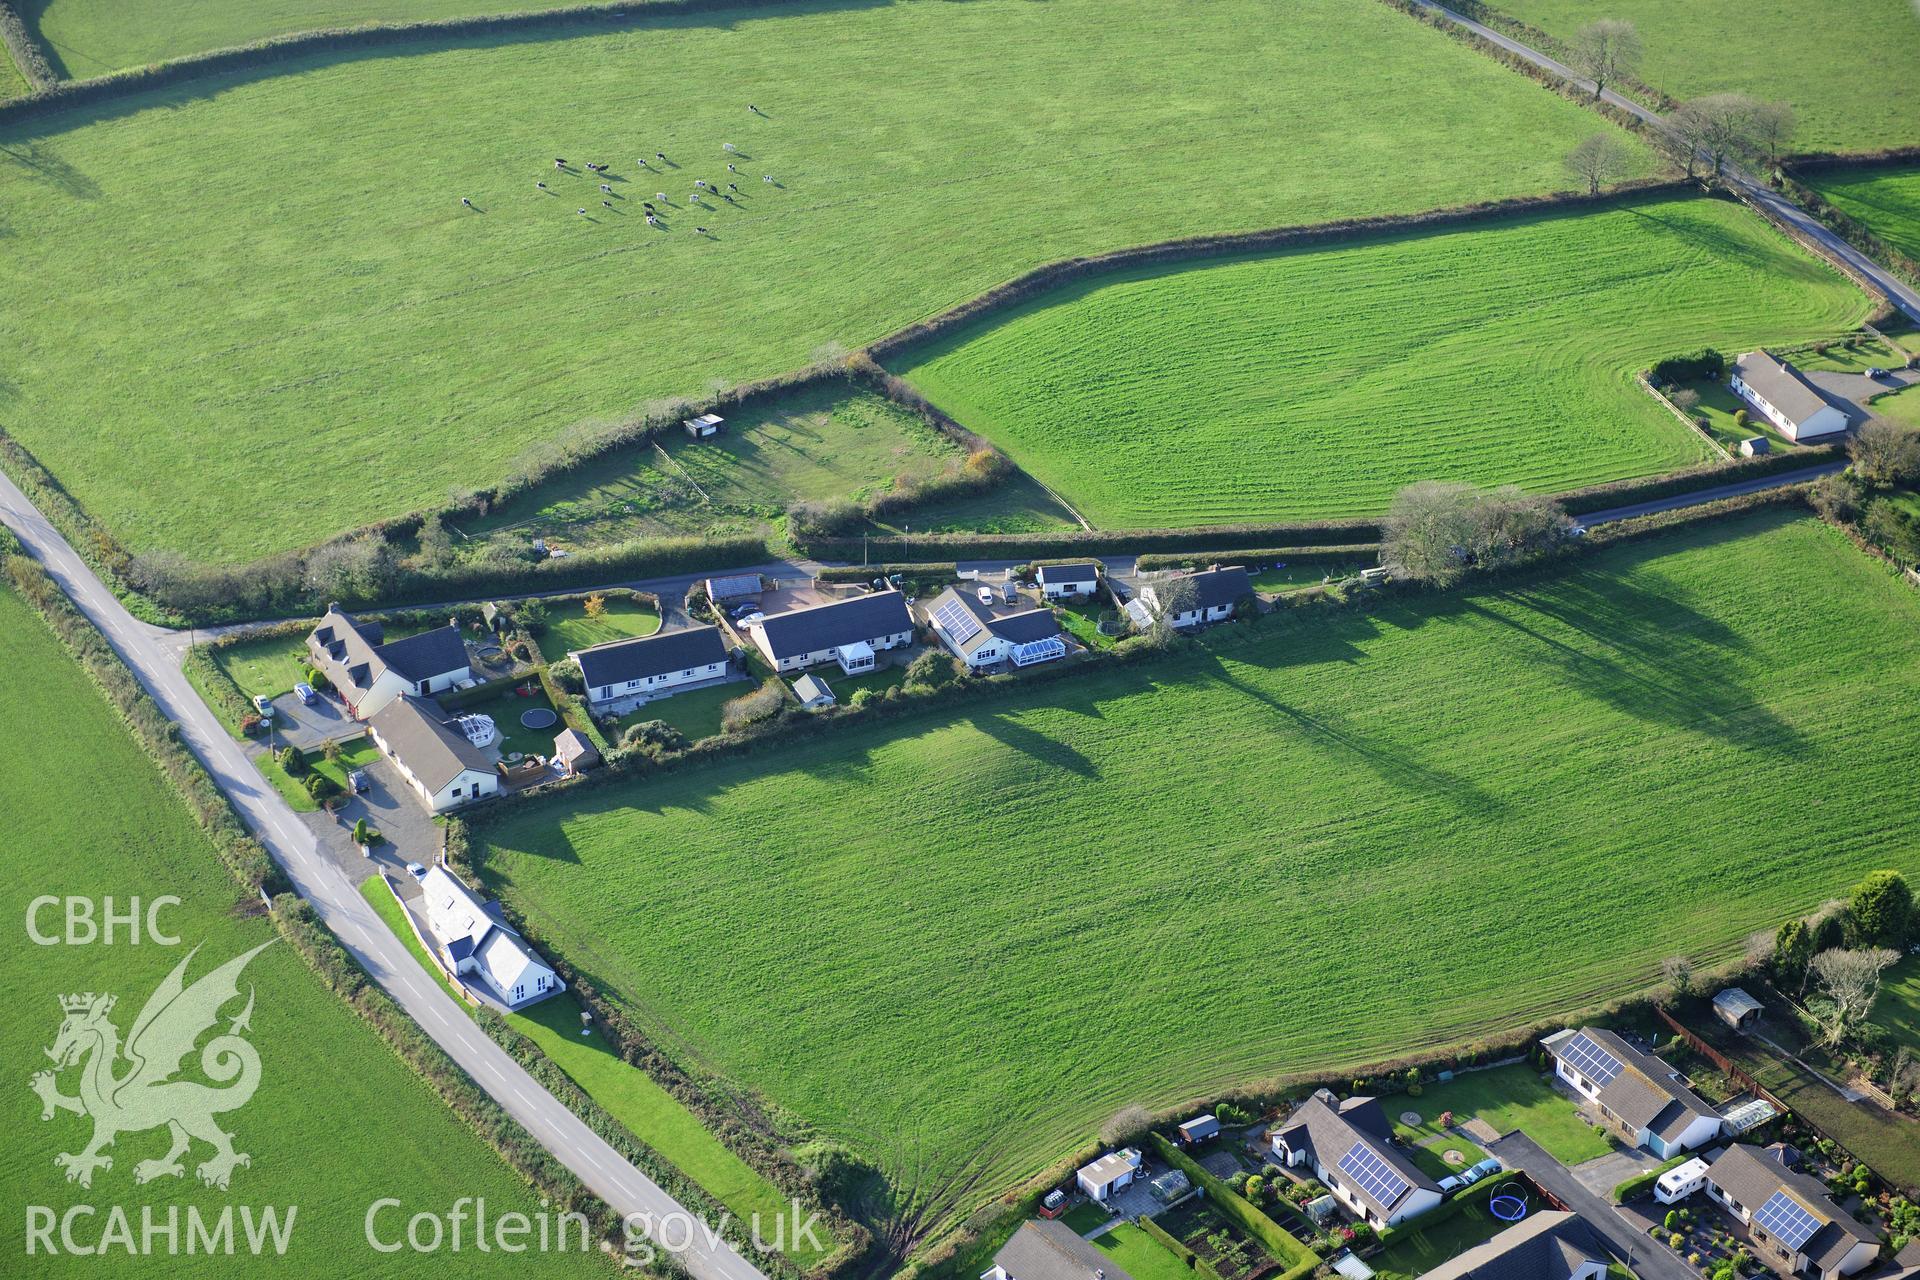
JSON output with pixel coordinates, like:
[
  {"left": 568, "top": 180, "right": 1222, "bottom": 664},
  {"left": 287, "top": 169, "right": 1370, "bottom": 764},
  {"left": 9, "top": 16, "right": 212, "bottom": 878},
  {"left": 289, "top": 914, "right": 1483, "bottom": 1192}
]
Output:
[
  {"left": 657, "top": 192, "right": 667, "bottom": 201},
  {"left": 555, "top": 157, "right": 567, "bottom": 165},
  {"left": 655, "top": 151, "right": 666, "bottom": 161},
  {"left": 695, "top": 226, "right": 709, "bottom": 235},
  {"left": 646, "top": 214, "right": 657, "bottom": 225},
  {"left": 727, "top": 163, "right": 736, "bottom": 173},
  {"left": 724, "top": 142, "right": 737, "bottom": 152},
  {"left": 763, "top": 174, "right": 773, "bottom": 183},
  {"left": 727, "top": 182, "right": 738, "bottom": 192},
  {"left": 601, "top": 183, "right": 612, "bottom": 193},
  {"left": 603, "top": 200, "right": 613, "bottom": 208},
  {"left": 748, "top": 104, "right": 757, "bottom": 113},
  {"left": 537, "top": 181, "right": 548, "bottom": 189},
  {"left": 461, "top": 197, "right": 472, "bottom": 207},
  {"left": 578, "top": 208, "right": 588, "bottom": 215},
  {"left": 555, "top": 160, "right": 566, "bottom": 170}
]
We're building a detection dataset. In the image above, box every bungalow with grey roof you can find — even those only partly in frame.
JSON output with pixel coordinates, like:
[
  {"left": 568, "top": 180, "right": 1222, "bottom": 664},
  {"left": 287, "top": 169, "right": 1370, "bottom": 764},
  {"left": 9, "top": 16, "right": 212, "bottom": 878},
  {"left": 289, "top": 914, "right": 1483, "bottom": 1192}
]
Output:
[
  {"left": 925, "top": 587, "right": 1066, "bottom": 670},
  {"left": 1541, "top": 1027, "right": 1723, "bottom": 1157},
  {"left": 571, "top": 626, "right": 731, "bottom": 710},
  {"left": 1037, "top": 562, "right": 1100, "bottom": 599},
  {"left": 1137, "top": 566, "right": 1251, "bottom": 631},
  {"left": 747, "top": 591, "right": 915, "bottom": 675},
  {"left": 365, "top": 695, "right": 500, "bottom": 812},
  {"left": 1270, "top": 1089, "right": 1441, "bottom": 1228},
  {"left": 1730, "top": 352, "right": 1848, "bottom": 442},
  {"left": 1702, "top": 1144, "right": 1877, "bottom": 1280}
]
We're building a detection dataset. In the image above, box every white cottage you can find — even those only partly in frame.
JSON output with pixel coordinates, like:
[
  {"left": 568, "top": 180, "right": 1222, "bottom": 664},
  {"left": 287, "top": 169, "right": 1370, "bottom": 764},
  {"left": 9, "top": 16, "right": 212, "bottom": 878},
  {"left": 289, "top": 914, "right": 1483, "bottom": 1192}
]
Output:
[
  {"left": 365, "top": 696, "right": 500, "bottom": 812},
  {"left": 419, "top": 866, "right": 563, "bottom": 1009}
]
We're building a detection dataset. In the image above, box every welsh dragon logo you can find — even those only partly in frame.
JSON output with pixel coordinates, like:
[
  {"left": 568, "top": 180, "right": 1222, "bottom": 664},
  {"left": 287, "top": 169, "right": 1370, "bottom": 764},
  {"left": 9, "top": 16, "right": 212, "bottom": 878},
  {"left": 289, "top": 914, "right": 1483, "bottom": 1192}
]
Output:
[{"left": 31, "top": 941, "right": 271, "bottom": 1190}]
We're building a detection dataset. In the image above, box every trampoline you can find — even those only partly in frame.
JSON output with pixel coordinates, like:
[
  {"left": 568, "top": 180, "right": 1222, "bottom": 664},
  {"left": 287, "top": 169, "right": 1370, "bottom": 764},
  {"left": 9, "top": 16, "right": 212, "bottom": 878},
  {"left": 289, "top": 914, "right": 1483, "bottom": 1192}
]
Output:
[
  {"left": 519, "top": 707, "right": 559, "bottom": 730},
  {"left": 1489, "top": 1193, "right": 1529, "bottom": 1222}
]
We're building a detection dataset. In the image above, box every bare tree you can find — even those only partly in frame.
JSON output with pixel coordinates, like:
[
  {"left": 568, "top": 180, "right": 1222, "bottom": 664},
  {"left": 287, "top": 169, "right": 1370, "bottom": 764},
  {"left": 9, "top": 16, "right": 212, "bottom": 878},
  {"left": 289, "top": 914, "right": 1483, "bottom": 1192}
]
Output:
[
  {"left": 1661, "top": 955, "right": 1697, "bottom": 1000},
  {"left": 1849, "top": 417, "right": 1920, "bottom": 488},
  {"left": 1671, "top": 93, "right": 1765, "bottom": 180},
  {"left": 1569, "top": 19, "right": 1642, "bottom": 98},
  {"left": 1382, "top": 482, "right": 1482, "bottom": 588},
  {"left": 1667, "top": 387, "right": 1702, "bottom": 414},
  {"left": 1142, "top": 575, "right": 1199, "bottom": 648},
  {"left": 1748, "top": 101, "right": 1797, "bottom": 167},
  {"left": 1808, "top": 947, "right": 1899, "bottom": 1050},
  {"left": 1744, "top": 928, "right": 1777, "bottom": 971},
  {"left": 1099, "top": 1105, "right": 1151, "bottom": 1146},
  {"left": 1564, "top": 133, "right": 1634, "bottom": 195}
]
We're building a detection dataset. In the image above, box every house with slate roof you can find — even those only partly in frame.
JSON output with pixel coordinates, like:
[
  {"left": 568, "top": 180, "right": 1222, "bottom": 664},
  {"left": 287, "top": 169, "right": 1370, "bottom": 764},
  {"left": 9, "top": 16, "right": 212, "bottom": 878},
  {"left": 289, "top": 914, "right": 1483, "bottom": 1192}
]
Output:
[
  {"left": 307, "top": 605, "right": 471, "bottom": 719},
  {"left": 1703, "top": 1145, "right": 1877, "bottom": 1280},
  {"left": 419, "top": 865, "right": 562, "bottom": 1009},
  {"left": 365, "top": 695, "right": 500, "bottom": 812},
  {"left": 1137, "top": 566, "right": 1251, "bottom": 630},
  {"left": 924, "top": 587, "right": 1066, "bottom": 670},
  {"left": 746, "top": 591, "right": 915, "bottom": 675},
  {"left": 570, "top": 625, "right": 731, "bottom": 711},
  {"left": 1730, "top": 351, "right": 1849, "bottom": 442},
  {"left": 1541, "top": 1027, "right": 1723, "bottom": 1157},
  {"left": 983, "top": 1221, "right": 1134, "bottom": 1280},
  {"left": 1270, "top": 1089, "right": 1442, "bottom": 1228},
  {"left": 1419, "top": 1210, "right": 1607, "bottom": 1280}
]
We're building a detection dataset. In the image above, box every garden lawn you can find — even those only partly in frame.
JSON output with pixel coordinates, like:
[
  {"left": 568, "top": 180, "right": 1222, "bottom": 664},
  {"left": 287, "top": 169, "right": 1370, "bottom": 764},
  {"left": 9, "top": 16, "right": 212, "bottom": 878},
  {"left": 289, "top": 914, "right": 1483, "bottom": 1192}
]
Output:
[
  {"left": 472, "top": 510, "right": 1920, "bottom": 1231},
  {"left": 211, "top": 631, "right": 312, "bottom": 701},
  {"left": 543, "top": 596, "right": 661, "bottom": 654},
  {"left": 456, "top": 685, "right": 559, "bottom": 758},
  {"left": 471, "top": 384, "right": 968, "bottom": 551},
  {"left": 614, "top": 679, "right": 746, "bottom": 745},
  {"left": 1392, "top": 1064, "right": 1610, "bottom": 1166},
  {"left": 1490, "top": 0, "right": 1920, "bottom": 153},
  {"left": 1405, "top": 1133, "right": 1488, "bottom": 1182},
  {"left": 357, "top": 878, "right": 830, "bottom": 1264},
  {"left": 1093, "top": 1224, "right": 1191, "bottom": 1280},
  {"left": 1870, "top": 385, "right": 1920, "bottom": 429},
  {"left": 310, "top": 734, "right": 383, "bottom": 793},
  {"left": 1059, "top": 1203, "right": 1109, "bottom": 1236},
  {"left": 19, "top": 0, "right": 584, "bottom": 77},
  {"left": 1677, "top": 378, "right": 1797, "bottom": 454},
  {"left": 897, "top": 195, "right": 1862, "bottom": 528},
  {"left": 0, "top": 584, "right": 601, "bottom": 1278},
  {"left": 0, "top": 0, "right": 1647, "bottom": 562}
]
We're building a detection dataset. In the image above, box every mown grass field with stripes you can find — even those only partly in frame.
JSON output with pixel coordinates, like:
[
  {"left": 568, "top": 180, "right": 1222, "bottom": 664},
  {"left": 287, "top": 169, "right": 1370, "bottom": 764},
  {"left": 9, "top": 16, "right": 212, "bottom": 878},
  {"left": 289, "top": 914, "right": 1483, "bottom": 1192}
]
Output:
[
  {"left": 1490, "top": 0, "right": 1920, "bottom": 153},
  {"left": 1809, "top": 163, "right": 1920, "bottom": 265},
  {"left": 474, "top": 510, "right": 1920, "bottom": 1233},
  {"left": 0, "top": 583, "right": 602, "bottom": 1278},
  {"left": 0, "top": 0, "right": 1646, "bottom": 562},
  {"left": 896, "top": 195, "right": 1864, "bottom": 528}
]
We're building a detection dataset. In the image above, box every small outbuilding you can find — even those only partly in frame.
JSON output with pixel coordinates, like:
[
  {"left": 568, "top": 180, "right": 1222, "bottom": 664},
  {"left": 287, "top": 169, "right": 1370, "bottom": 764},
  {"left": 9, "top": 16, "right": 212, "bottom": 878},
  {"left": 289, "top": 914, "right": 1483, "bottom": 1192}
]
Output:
[
  {"left": 552, "top": 728, "right": 599, "bottom": 777},
  {"left": 793, "top": 674, "right": 836, "bottom": 709},
  {"left": 684, "top": 413, "right": 725, "bottom": 439},
  {"left": 705, "top": 573, "right": 762, "bottom": 606},
  {"left": 1075, "top": 1148, "right": 1142, "bottom": 1203},
  {"left": 1177, "top": 1114, "right": 1222, "bottom": 1145},
  {"left": 1738, "top": 436, "right": 1771, "bottom": 458},
  {"left": 1713, "top": 987, "right": 1765, "bottom": 1031}
]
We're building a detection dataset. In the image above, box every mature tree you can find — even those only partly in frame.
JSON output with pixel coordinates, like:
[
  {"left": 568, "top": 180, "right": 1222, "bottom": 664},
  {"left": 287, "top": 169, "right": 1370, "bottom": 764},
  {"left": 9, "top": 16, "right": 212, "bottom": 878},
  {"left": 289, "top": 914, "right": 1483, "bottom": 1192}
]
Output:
[
  {"left": 1748, "top": 101, "right": 1797, "bottom": 166},
  {"left": 1671, "top": 93, "right": 1765, "bottom": 179},
  {"left": 1383, "top": 482, "right": 1572, "bottom": 587},
  {"left": 1661, "top": 954, "right": 1697, "bottom": 999},
  {"left": 1848, "top": 870, "right": 1916, "bottom": 949},
  {"left": 1099, "top": 1105, "right": 1151, "bottom": 1146},
  {"left": 1569, "top": 18, "right": 1642, "bottom": 98},
  {"left": 619, "top": 718, "right": 687, "bottom": 756},
  {"left": 1382, "top": 482, "right": 1483, "bottom": 587},
  {"left": 905, "top": 647, "right": 960, "bottom": 688},
  {"left": 1808, "top": 947, "right": 1900, "bottom": 1050},
  {"left": 415, "top": 514, "right": 457, "bottom": 569},
  {"left": 1850, "top": 417, "right": 1920, "bottom": 488},
  {"left": 719, "top": 678, "right": 787, "bottom": 734},
  {"left": 1565, "top": 132, "right": 1635, "bottom": 195}
]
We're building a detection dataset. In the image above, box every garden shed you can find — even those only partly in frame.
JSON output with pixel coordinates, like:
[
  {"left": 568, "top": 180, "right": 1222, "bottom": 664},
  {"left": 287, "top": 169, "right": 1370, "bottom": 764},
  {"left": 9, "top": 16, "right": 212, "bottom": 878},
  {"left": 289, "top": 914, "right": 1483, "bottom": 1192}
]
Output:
[
  {"left": 1713, "top": 987, "right": 1764, "bottom": 1031},
  {"left": 684, "top": 413, "right": 725, "bottom": 439}
]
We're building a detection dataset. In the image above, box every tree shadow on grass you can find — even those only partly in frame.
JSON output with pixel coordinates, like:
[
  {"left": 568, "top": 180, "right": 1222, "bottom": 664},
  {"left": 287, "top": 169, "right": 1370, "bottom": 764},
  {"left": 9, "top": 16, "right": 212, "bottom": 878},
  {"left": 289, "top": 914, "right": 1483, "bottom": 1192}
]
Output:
[
  {"left": 0, "top": 138, "right": 100, "bottom": 198},
  {"left": 1465, "top": 565, "right": 1811, "bottom": 758}
]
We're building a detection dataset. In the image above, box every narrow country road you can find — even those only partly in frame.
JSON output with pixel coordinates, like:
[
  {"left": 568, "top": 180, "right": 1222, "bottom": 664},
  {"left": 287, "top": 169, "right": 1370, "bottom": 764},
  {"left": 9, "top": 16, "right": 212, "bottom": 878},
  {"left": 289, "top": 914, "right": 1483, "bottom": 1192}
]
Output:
[
  {"left": 0, "top": 470, "right": 772, "bottom": 1280},
  {"left": 1411, "top": 2, "right": 1920, "bottom": 324},
  {"left": 1575, "top": 461, "right": 1845, "bottom": 526}
]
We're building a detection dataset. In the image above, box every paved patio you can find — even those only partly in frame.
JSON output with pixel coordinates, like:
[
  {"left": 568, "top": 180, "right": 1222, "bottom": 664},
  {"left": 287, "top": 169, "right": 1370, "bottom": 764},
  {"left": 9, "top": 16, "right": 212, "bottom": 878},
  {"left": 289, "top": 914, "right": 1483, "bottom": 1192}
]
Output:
[{"left": 264, "top": 689, "right": 361, "bottom": 750}]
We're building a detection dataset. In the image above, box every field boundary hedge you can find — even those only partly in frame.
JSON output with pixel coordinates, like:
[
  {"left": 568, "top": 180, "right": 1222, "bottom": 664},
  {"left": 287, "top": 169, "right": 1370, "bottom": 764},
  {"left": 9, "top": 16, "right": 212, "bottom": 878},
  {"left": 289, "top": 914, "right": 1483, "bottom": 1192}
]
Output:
[
  {"left": 0, "top": 0, "right": 825, "bottom": 123},
  {"left": 1776, "top": 163, "right": 1920, "bottom": 291},
  {"left": 1147, "top": 1134, "right": 1318, "bottom": 1276},
  {"left": 0, "top": 0, "right": 53, "bottom": 89},
  {"left": 1135, "top": 546, "right": 1379, "bottom": 574},
  {"left": 868, "top": 182, "right": 1689, "bottom": 367},
  {"left": 0, "top": 534, "right": 631, "bottom": 1251}
]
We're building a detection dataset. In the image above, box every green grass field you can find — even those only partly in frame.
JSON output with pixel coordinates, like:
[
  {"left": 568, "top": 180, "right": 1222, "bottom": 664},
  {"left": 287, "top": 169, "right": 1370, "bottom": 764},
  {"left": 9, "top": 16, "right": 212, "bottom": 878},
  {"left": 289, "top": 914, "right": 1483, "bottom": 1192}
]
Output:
[
  {"left": 0, "top": 0, "right": 1647, "bottom": 562},
  {"left": 1491, "top": 0, "right": 1920, "bottom": 153},
  {"left": 543, "top": 596, "right": 661, "bottom": 653},
  {"left": 0, "top": 585, "right": 601, "bottom": 1277},
  {"left": 472, "top": 510, "right": 1920, "bottom": 1232},
  {"left": 1393, "top": 1064, "right": 1610, "bottom": 1166},
  {"left": 357, "top": 879, "right": 829, "bottom": 1264},
  {"left": 1875, "top": 386, "right": 1920, "bottom": 428},
  {"left": 469, "top": 384, "right": 970, "bottom": 551},
  {"left": 1810, "top": 165, "right": 1920, "bottom": 264},
  {"left": 19, "top": 0, "right": 583, "bottom": 78},
  {"left": 1093, "top": 1223, "right": 1191, "bottom": 1280},
  {"left": 897, "top": 196, "right": 1861, "bottom": 528}
]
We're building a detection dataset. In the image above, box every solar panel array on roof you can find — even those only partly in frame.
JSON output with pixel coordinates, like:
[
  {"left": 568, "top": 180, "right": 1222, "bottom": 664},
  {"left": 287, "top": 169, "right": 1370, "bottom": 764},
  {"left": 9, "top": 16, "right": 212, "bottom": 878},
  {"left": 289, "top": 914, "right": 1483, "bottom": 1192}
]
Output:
[
  {"left": 1755, "top": 1190, "right": 1822, "bottom": 1252},
  {"left": 933, "top": 599, "right": 983, "bottom": 645},
  {"left": 1337, "top": 1144, "right": 1408, "bottom": 1209},
  {"left": 1560, "top": 1032, "right": 1625, "bottom": 1085}
]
